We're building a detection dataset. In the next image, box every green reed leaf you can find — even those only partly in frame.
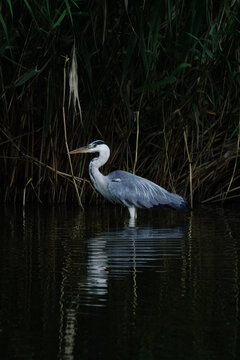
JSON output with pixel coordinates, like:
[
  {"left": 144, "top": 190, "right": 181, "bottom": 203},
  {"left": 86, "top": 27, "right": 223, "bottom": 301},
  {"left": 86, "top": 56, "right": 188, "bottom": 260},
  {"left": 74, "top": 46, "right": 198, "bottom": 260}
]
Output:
[
  {"left": 6, "top": 0, "right": 13, "bottom": 18},
  {"left": 53, "top": 10, "right": 67, "bottom": 28},
  {"left": 0, "top": 14, "right": 9, "bottom": 43},
  {"left": 15, "top": 69, "right": 39, "bottom": 87}
]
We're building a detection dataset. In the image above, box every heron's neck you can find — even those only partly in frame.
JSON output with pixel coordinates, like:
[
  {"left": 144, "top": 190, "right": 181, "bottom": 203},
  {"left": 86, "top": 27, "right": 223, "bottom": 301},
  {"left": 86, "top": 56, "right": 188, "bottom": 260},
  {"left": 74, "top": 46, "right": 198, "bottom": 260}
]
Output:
[{"left": 89, "top": 147, "right": 110, "bottom": 185}]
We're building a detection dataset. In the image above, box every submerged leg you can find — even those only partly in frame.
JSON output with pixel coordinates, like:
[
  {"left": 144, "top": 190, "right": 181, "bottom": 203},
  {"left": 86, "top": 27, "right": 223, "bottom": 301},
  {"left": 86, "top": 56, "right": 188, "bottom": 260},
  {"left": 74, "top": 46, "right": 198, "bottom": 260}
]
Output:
[
  {"left": 128, "top": 207, "right": 137, "bottom": 227},
  {"left": 128, "top": 206, "right": 137, "bottom": 219}
]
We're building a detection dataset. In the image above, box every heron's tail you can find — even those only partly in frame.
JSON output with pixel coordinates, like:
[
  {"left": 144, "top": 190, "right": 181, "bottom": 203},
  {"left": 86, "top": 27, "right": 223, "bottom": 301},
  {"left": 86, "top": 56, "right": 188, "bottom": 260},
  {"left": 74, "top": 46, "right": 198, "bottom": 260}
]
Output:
[{"left": 166, "top": 192, "right": 189, "bottom": 212}]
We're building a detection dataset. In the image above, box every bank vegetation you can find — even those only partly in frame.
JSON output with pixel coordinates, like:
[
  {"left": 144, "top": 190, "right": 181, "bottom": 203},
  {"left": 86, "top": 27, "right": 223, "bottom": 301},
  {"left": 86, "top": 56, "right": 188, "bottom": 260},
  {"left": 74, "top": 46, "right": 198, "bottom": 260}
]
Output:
[{"left": 0, "top": 0, "right": 239, "bottom": 207}]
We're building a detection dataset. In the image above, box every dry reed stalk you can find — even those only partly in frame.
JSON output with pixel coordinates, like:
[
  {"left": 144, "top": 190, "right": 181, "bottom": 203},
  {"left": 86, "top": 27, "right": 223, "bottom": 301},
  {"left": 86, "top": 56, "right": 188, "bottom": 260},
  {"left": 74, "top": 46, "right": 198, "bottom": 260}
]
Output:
[
  {"left": 68, "top": 43, "right": 82, "bottom": 123},
  {"left": 23, "top": 178, "right": 32, "bottom": 207},
  {"left": 62, "top": 56, "right": 83, "bottom": 209},
  {"left": 223, "top": 124, "right": 240, "bottom": 201},
  {"left": 132, "top": 111, "right": 139, "bottom": 174},
  {"left": 162, "top": 123, "right": 175, "bottom": 192},
  {"left": 183, "top": 128, "right": 193, "bottom": 209}
]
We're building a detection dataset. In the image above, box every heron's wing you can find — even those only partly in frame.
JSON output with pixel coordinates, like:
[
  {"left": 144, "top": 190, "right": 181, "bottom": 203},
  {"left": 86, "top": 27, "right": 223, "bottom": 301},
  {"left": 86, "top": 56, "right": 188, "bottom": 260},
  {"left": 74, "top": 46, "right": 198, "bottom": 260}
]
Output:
[{"left": 107, "top": 170, "right": 188, "bottom": 211}]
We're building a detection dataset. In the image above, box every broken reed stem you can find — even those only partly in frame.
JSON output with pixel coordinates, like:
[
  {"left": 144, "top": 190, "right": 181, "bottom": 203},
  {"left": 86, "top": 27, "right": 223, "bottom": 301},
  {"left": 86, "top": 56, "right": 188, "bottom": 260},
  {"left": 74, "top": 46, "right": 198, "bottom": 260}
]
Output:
[
  {"left": 1, "top": 154, "right": 90, "bottom": 186},
  {"left": 132, "top": 111, "right": 140, "bottom": 175},
  {"left": 202, "top": 185, "right": 240, "bottom": 203},
  {"left": 63, "top": 56, "right": 83, "bottom": 209},
  {"left": 183, "top": 129, "right": 193, "bottom": 209}
]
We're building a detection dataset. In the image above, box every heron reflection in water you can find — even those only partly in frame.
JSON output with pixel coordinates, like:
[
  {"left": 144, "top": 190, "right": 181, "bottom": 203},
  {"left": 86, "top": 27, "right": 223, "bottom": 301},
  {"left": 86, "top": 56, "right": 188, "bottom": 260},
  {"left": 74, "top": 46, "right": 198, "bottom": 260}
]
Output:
[{"left": 70, "top": 140, "right": 188, "bottom": 222}]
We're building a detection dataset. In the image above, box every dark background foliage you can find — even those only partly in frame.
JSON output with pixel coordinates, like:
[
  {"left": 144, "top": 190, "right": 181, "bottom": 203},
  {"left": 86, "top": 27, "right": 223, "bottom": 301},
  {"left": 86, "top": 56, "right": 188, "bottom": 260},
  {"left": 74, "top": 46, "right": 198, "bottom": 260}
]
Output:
[{"left": 0, "top": 0, "right": 239, "bottom": 206}]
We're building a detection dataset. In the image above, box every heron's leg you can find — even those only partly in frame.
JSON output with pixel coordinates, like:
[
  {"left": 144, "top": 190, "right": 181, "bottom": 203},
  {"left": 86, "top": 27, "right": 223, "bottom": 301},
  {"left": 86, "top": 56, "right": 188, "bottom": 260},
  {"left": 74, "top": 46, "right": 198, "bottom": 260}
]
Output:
[{"left": 128, "top": 206, "right": 137, "bottom": 219}]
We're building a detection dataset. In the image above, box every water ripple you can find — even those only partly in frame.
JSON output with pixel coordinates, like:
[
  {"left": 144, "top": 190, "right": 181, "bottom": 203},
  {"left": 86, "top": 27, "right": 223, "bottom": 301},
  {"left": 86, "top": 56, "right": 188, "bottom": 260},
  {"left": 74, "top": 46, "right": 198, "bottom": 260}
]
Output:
[{"left": 81, "top": 225, "right": 187, "bottom": 305}]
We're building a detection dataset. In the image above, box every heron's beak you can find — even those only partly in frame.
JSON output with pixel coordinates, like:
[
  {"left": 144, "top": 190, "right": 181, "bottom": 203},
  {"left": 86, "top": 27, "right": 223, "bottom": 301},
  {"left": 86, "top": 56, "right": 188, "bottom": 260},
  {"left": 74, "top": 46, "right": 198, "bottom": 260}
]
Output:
[{"left": 69, "top": 145, "right": 91, "bottom": 154}]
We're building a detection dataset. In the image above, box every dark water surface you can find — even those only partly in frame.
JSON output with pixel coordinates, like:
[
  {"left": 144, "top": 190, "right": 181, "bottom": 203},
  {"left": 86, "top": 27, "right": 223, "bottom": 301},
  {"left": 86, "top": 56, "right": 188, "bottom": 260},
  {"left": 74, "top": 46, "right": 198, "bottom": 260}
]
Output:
[{"left": 0, "top": 205, "right": 240, "bottom": 359}]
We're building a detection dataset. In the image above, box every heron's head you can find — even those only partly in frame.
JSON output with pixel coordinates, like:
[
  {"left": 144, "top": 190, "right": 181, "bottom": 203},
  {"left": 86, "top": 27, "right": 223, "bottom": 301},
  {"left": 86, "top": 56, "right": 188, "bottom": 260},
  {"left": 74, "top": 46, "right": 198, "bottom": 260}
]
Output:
[{"left": 69, "top": 140, "right": 108, "bottom": 155}]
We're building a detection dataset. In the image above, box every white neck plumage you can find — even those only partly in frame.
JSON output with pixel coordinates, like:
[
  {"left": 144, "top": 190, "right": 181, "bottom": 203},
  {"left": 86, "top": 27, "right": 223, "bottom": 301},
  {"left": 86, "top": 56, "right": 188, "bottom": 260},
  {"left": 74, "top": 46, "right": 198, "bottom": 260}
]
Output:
[
  {"left": 91, "top": 144, "right": 110, "bottom": 169},
  {"left": 89, "top": 144, "right": 110, "bottom": 188}
]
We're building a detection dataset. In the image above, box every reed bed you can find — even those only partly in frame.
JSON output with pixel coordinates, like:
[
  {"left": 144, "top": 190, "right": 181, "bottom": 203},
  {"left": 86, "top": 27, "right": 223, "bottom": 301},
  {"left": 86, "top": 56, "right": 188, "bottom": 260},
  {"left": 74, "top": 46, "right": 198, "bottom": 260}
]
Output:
[{"left": 0, "top": 0, "right": 239, "bottom": 207}]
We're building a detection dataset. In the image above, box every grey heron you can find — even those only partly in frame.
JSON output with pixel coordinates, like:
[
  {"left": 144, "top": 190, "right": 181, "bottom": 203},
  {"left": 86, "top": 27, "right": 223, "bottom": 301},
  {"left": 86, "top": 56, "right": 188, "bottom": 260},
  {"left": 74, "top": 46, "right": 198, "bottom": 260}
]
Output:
[{"left": 70, "top": 140, "right": 188, "bottom": 220}]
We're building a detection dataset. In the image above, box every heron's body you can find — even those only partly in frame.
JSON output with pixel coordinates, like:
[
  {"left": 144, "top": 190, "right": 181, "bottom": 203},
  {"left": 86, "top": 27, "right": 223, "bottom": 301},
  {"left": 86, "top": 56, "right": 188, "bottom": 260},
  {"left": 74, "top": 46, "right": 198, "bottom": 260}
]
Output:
[{"left": 70, "top": 140, "right": 188, "bottom": 220}]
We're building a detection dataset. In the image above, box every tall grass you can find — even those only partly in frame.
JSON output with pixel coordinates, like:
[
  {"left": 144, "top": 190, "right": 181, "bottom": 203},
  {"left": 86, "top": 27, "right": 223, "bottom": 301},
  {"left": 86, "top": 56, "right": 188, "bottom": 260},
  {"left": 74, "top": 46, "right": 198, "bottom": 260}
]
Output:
[{"left": 0, "top": 0, "right": 239, "bottom": 206}]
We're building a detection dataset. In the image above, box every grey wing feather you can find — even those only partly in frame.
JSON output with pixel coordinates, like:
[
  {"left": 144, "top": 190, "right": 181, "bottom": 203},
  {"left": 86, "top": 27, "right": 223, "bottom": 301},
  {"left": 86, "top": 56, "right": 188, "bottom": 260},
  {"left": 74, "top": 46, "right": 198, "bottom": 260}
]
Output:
[{"left": 107, "top": 170, "right": 188, "bottom": 211}]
